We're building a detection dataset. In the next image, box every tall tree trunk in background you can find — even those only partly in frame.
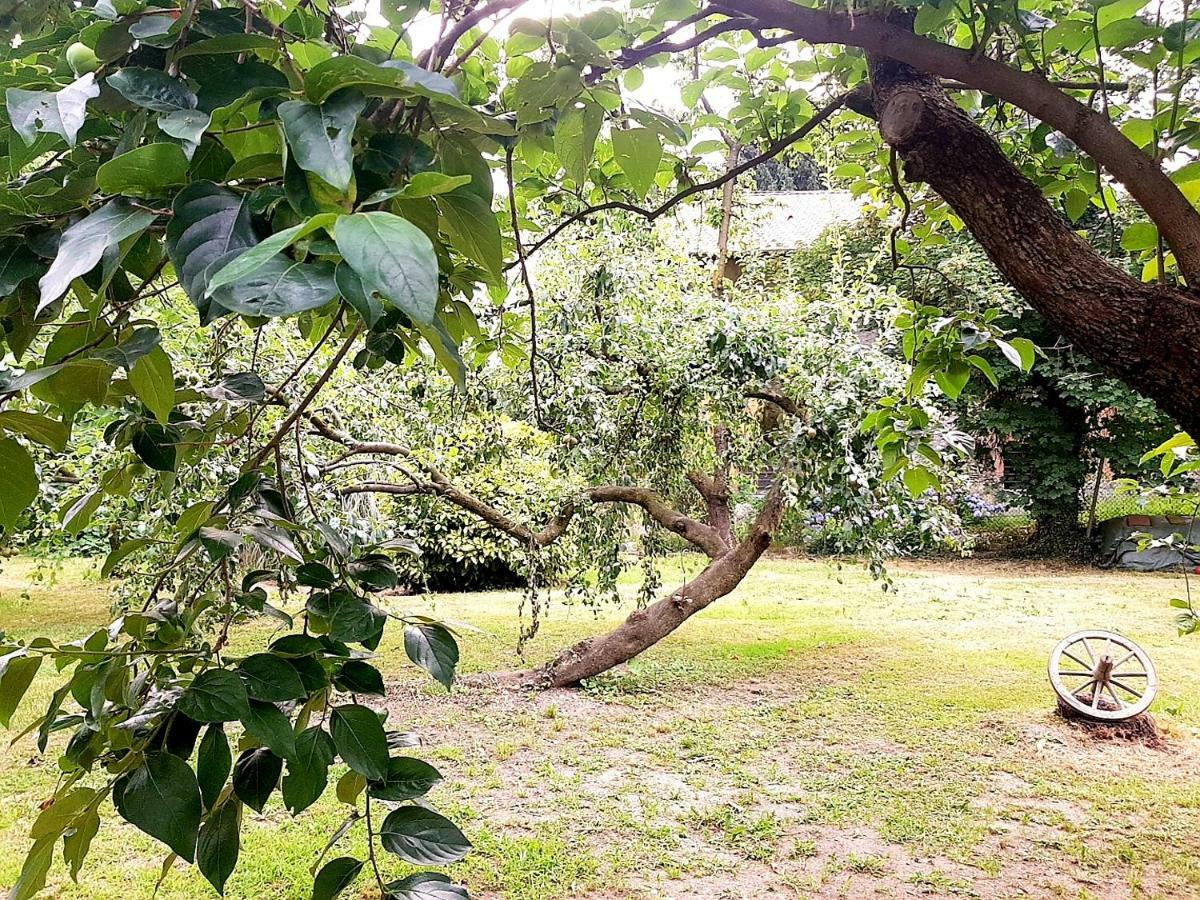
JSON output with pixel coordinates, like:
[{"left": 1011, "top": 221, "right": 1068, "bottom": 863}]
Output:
[{"left": 862, "top": 22, "right": 1200, "bottom": 438}]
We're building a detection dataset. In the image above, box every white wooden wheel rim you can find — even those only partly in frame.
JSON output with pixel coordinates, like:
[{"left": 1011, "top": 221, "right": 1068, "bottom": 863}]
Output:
[{"left": 1048, "top": 629, "right": 1157, "bottom": 722}]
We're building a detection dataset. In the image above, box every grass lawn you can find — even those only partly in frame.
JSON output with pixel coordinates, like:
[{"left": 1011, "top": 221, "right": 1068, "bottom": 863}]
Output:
[{"left": 2, "top": 553, "right": 1200, "bottom": 899}]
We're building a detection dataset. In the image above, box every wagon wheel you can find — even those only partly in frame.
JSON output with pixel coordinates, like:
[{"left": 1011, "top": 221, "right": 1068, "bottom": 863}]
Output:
[{"left": 1048, "top": 630, "right": 1158, "bottom": 722}]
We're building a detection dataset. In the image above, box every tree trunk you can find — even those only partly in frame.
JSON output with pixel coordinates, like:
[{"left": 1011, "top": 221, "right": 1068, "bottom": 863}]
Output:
[
  {"left": 864, "top": 35, "right": 1200, "bottom": 438},
  {"left": 513, "top": 485, "right": 787, "bottom": 689}
]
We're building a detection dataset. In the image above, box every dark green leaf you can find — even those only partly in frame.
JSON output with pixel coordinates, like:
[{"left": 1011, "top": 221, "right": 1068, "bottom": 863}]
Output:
[
  {"left": 334, "top": 211, "right": 439, "bottom": 325},
  {"left": 131, "top": 421, "right": 178, "bottom": 472},
  {"left": 436, "top": 189, "right": 502, "bottom": 282},
  {"left": 278, "top": 89, "right": 365, "bottom": 193},
  {"left": 197, "top": 725, "right": 232, "bottom": 810},
  {"left": 216, "top": 257, "right": 340, "bottom": 319},
  {"left": 232, "top": 747, "right": 283, "bottom": 813},
  {"left": 312, "top": 856, "right": 363, "bottom": 900},
  {"left": 197, "top": 799, "right": 241, "bottom": 894},
  {"left": 308, "top": 589, "right": 387, "bottom": 644},
  {"left": 334, "top": 659, "right": 385, "bottom": 696},
  {"left": 241, "top": 700, "right": 298, "bottom": 760},
  {"left": 114, "top": 751, "right": 202, "bottom": 862},
  {"left": 97, "top": 143, "right": 190, "bottom": 196},
  {"left": 404, "top": 623, "right": 458, "bottom": 689},
  {"left": 385, "top": 873, "right": 469, "bottom": 900},
  {"left": 238, "top": 653, "right": 309, "bottom": 702},
  {"left": 368, "top": 756, "right": 441, "bottom": 802},
  {"left": 282, "top": 726, "right": 335, "bottom": 815},
  {"left": 107, "top": 67, "right": 198, "bottom": 112},
  {"left": 378, "top": 806, "right": 471, "bottom": 865},
  {"left": 0, "top": 438, "right": 38, "bottom": 531},
  {"left": 178, "top": 669, "right": 251, "bottom": 723},
  {"left": 0, "top": 649, "right": 42, "bottom": 727},
  {"left": 329, "top": 704, "right": 388, "bottom": 781},
  {"left": 166, "top": 181, "right": 258, "bottom": 322}
]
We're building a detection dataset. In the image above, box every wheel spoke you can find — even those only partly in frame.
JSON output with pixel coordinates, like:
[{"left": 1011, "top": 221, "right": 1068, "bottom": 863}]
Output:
[
  {"left": 1110, "top": 678, "right": 1143, "bottom": 699},
  {"left": 1062, "top": 649, "right": 1092, "bottom": 670},
  {"left": 1104, "top": 683, "right": 1124, "bottom": 708},
  {"left": 1058, "top": 670, "right": 1091, "bottom": 678},
  {"left": 1079, "top": 639, "right": 1096, "bottom": 665},
  {"left": 1113, "top": 649, "right": 1137, "bottom": 670},
  {"left": 1091, "top": 680, "right": 1102, "bottom": 709}
]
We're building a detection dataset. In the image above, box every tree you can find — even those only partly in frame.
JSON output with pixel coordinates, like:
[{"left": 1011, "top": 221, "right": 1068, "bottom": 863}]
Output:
[{"left": 3, "top": 0, "right": 1200, "bottom": 893}]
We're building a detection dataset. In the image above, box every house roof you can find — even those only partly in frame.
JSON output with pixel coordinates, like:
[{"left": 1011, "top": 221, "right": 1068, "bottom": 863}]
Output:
[{"left": 675, "top": 190, "right": 862, "bottom": 254}]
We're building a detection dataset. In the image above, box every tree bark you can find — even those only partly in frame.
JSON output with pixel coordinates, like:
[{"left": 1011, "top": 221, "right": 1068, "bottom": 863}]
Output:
[
  {"left": 861, "top": 45, "right": 1200, "bottom": 438},
  {"left": 513, "top": 484, "right": 787, "bottom": 688}
]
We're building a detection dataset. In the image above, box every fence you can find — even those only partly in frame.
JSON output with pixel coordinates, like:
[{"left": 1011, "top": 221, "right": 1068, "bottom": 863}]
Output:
[{"left": 964, "top": 458, "right": 1200, "bottom": 547}]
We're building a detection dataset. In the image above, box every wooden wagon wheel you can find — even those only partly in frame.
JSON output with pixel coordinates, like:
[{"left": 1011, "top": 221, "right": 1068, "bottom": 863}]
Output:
[{"left": 1048, "top": 630, "right": 1158, "bottom": 721}]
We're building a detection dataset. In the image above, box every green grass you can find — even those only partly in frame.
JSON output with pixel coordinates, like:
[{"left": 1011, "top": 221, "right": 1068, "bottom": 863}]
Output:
[{"left": 3, "top": 554, "right": 1200, "bottom": 898}]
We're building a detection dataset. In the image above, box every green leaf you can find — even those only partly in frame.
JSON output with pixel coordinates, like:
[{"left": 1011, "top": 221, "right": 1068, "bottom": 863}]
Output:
[
  {"left": 1121, "top": 221, "right": 1158, "bottom": 251},
  {"left": 334, "top": 659, "right": 385, "bottom": 696},
  {"left": 933, "top": 359, "right": 970, "bottom": 400},
  {"left": 131, "top": 421, "right": 178, "bottom": 472},
  {"left": 6, "top": 73, "right": 100, "bottom": 147},
  {"left": 9, "top": 836, "right": 55, "bottom": 900},
  {"left": 166, "top": 181, "right": 258, "bottom": 322},
  {"left": 404, "top": 623, "right": 458, "bottom": 689},
  {"left": 335, "top": 769, "right": 367, "bottom": 805},
  {"left": 232, "top": 747, "right": 283, "bottom": 813},
  {"left": 308, "top": 589, "right": 386, "bottom": 644},
  {"left": 97, "top": 143, "right": 189, "bottom": 196},
  {"left": 304, "top": 56, "right": 409, "bottom": 103},
  {"left": 241, "top": 700, "right": 298, "bottom": 760},
  {"left": 1008, "top": 337, "right": 1037, "bottom": 372},
  {"left": 129, "top": 345, "right": 176, "bottom": 424},
  {"left": 0, "top": 411, "right": 69, "bottom": 452},
  {"left": 385, "top": 873, "right": 469, "bottom": 900},
  {"left": 178, "top": 669, "right": 252, "bottom": 723},
  {"left": 101, "top": 536, "right": 152, "bottom": 578},
  {"left": 368, "top": 756, "right": 441, "bottom": 802},
  {"left": 0, "top": 243, "right": 43, "bottom": 296},
  {"left": 378, "top": 806, "right": 471, "bottom": 864},
  {"left": 197, "top": 725, "right": 232, "bottom": 810},
  {"left": 902, "top": 464, "right": 937, "bottom": 498},
  {"left": 0, "top": 649, "right": 42, "bottom": 727},
  {"left": 334, "top": 212, "right": 439, "bottom": 324},
  {"left": 612, "top": 127, "right": 662, "bottom": 199},
  {"left": 158, "top": 109, "right": 212, "bottom": 148},
  {"left": 435, "top": 189, "right": 502, "bottom": 282},
  {"left": 417, "top": 317, "right": 467, "bottom": 390},
  {"left": 114, "top": 751, "right": 202, "bottom": 862},
  {"left": 107, "top": 67, "right": 198, "bottom": 112},
  {"left": 965, "top": 354, "right": 998, "bottom": 388},
  {"left": 239, "top": 653, "right": 309, "bottom": 702},
  {"left": 197, "top": 799, "right": 241, "bottom": 894},
  {"left": 554, "top": 100, "right": 602, "bottom": 185},
  {"left": 361, "top": 173, "right": 472, "bottom": 205},
  {"left": 206, "top": 214, "right": 339, "bottom": 296},
  {"left": 330, "top": 704, "right": 389, "bottom": 781},
  {"left": 312, "top": 856, "right": 363, "bottom": 900},
  {"left": 282, "top": 726, "right": 335, "bottom": 815},
  {"left": 38, "top": 200, "right": 157, "bottom": 311},
  {"left": 279, "top": 89, "right": 365, "bottom": 193},
  {"left": 0, "top": 437, "right": 38, "bottom": 531},
  {"left": 216, "top": 257, "right": 340, "bottom": 319},
  {"left": 334, "top": 264, "right": 384, "bottom": 328},
  {"left": 60, "top": 489, "right": 103, "bottom": 535}
]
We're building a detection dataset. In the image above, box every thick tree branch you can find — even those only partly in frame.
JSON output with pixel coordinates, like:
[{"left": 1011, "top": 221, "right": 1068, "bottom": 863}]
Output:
[{"left": 710, "top": 0, "right": 1200, "bottom": 283}]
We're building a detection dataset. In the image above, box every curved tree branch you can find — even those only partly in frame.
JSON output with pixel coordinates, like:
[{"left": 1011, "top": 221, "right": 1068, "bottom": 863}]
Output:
[{"left": 310, "top": 414, "right": 730, "bottom": 558}]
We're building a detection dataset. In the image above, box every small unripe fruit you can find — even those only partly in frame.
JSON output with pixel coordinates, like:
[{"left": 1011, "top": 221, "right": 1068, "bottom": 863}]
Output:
[{"left": 66, "top": 42, "right": 99, "bottom": 76}]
